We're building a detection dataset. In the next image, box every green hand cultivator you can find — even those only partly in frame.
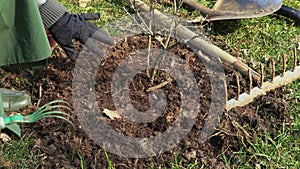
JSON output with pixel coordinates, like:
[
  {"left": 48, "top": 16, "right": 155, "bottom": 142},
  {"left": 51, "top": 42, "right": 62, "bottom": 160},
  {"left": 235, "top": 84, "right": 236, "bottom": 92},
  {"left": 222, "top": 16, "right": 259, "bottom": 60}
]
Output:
[{"left": 0, "top": 88, "right": 73, "bottom": 137}]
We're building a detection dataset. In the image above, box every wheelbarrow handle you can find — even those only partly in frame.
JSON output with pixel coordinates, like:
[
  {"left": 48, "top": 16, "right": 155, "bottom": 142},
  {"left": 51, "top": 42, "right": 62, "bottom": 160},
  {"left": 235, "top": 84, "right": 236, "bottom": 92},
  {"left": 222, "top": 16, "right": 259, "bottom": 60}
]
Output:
[{"left": 276, "top": 5, "right": 300, "bottom": 24}]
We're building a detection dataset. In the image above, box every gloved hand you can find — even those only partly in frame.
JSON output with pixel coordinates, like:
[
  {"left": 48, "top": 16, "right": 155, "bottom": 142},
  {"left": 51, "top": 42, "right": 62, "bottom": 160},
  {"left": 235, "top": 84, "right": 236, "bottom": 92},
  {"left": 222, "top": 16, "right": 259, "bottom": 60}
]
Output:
[{"left": 48, "top": 12, "right": 114, "bottom": 61}]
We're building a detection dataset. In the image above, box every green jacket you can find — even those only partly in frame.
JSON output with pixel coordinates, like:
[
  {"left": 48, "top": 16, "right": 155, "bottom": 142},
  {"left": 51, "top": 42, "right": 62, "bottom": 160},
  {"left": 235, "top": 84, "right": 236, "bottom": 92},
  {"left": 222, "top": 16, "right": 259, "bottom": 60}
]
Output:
[{"left": 0, "top": 0, "right": 51, "bottom": 66}]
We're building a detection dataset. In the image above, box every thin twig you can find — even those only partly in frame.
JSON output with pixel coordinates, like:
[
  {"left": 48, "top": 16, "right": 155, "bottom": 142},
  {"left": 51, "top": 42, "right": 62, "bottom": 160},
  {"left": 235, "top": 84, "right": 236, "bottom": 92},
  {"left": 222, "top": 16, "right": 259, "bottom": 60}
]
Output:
[
  {"left": 123, "top": 7, "right": 153, "bottom": 35},
  {"left": 174, "top": 0, "right": 177, "bottom": 14},
  {"left": 37, "top": 85, "right": 42, "bottom": 107},
  {"left": 150, "top": 50, "right": 165, "bottom": 84},
  {"left": 146, "top": 78, "right": 172, "bottom": 92},
  {"left": 149, "top": 43, "right": 179, "bottom": 84},
  {"left": 149, "top": 0, "right": 153, "bottom": 11},
  {"left": 149, "top": 2, "right": 178, "bottom": 83},
  {"left": 146, "top": 35, "right": 151, "bottom": 78}
]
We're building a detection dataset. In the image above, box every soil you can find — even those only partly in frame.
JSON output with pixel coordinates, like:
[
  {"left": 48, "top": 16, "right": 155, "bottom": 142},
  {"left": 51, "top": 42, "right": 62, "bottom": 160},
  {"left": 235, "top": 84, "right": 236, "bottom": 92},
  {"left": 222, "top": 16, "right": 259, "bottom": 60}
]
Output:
[{"left": 0, "top": 35, "right": 291, "bottom": 168}]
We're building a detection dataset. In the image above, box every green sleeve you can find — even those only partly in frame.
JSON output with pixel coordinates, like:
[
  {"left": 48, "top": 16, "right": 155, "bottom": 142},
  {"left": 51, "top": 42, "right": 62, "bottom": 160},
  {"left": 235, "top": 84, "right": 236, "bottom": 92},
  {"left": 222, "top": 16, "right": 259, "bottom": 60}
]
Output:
[{"left": 0, "top": 0, "right": 51, "bottom": 66}]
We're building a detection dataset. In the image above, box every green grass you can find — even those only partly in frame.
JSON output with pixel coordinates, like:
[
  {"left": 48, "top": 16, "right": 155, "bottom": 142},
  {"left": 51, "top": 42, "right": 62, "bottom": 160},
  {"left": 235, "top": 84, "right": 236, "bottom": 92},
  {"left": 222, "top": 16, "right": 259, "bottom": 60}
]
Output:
[
  {"left": 104, "top": 150, "right": 116, "bottom": 169},
  {"left": 149, "top": 153, "right": 200, "bottom": 169},
  {"left": 71, "top": 144, "right": 86, "bottom": 169},
  {"left": 223, "top": 113, "right": 300, "bottom": 168},
  {"left": 0, "top": 136, "right": 43, "bottom": 168},
  {"left": 57, "top": 0, "right": 126, "bottom": 26}
]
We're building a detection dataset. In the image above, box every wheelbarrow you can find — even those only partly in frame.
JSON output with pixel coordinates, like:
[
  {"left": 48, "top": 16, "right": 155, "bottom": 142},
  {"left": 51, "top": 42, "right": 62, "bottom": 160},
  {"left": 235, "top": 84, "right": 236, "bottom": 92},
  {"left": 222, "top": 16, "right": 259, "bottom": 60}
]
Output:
[{"left": 182, "top": 0, "right": 300, "bottom": 23}]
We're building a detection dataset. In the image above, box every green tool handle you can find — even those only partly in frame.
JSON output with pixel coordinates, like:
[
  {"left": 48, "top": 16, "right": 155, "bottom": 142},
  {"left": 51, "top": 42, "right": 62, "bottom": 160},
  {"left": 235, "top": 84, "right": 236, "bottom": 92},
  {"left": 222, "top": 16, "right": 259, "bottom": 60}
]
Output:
[
  {"left": 5, "top": 115, "right": 24, "bottom": 124},
  {"left": 0, "top": 115, "right": 24, "bottom": 128},
  {"left": 276, "top": 5, "right": 300, "bottom": 24},
  {"left": 0, "top": 115, "right": 24, "bottom": 129}
]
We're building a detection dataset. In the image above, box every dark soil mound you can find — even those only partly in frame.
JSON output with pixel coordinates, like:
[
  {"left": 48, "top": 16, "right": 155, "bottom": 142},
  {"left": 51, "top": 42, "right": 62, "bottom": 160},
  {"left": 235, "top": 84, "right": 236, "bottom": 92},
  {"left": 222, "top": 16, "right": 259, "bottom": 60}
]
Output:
[{"left": 0, "top": 35, "right": 289, "bottom": 168}]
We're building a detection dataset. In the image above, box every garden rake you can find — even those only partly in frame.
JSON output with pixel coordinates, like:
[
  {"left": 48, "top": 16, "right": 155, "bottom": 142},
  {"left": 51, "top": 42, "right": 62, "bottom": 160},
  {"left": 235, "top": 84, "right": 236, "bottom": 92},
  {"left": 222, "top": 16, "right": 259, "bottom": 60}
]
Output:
[
  {"left": 124, "top": 0, "right": 300, "bottom": 111},
  {"left": 226, "top": 49, "right": 299, "bottom": 110}
]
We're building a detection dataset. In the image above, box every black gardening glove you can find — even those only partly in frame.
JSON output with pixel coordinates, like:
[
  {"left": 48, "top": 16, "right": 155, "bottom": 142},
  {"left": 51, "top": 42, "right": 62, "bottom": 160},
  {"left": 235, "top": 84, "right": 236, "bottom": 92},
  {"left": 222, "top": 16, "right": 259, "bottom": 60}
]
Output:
[{"left": 48, "top": 12, "right": 114, "bottom": 61}]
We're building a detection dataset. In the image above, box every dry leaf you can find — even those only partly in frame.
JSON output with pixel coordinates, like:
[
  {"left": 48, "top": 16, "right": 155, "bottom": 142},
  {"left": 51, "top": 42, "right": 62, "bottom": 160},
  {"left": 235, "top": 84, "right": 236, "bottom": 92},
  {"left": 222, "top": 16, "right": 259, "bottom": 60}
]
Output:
[
  {"left": 0, "top": 157, "right": 12, "bottom": 168},
  {"left": 103, "top": 109, "right": 121, "bottom": 120}
]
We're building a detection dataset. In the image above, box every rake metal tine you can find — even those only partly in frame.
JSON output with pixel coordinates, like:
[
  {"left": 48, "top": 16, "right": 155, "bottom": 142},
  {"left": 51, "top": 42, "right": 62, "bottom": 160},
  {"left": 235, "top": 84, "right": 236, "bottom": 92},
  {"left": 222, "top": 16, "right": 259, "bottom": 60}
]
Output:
[
  {"left": 282, "top": 53, "right": 286, "bottom": 77},
  {"left": 248, "top": 69, "right": 252, "bottom": 94},
  {"left": 293, "top": 47, "right": 297, "bottom": 71},
  {"left": 270, "top": 58, "right": 275, "bottom": 82},
  {"left": 260, "top": 63, "right": 264, "bottom": 87},
  {"left": 235, "top": 73, "right": 240, "bottom": 101}
]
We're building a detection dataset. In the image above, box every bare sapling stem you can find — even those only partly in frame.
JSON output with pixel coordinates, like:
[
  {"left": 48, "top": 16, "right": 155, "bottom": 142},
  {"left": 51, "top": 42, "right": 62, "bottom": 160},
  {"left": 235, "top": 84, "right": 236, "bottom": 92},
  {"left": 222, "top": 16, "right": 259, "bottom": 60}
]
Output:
[
  {"left": 174, "top": 0, "right": 177, "bottom": 14},
  {"left": 147, "top": 35, "right": 151, "bottom": 78},
  {"left": 293, "top": 47, "right": 297, "bottom": 71},
  {"left": 123, "top": 7, "right": 153, "bottom": 34},
  {"left": 147, "top": 0, "right": 154, "bottom": 78},
  {"left": 149, "top": 0, "right": 153, "bottom": 11},
  {"left": 150, "top": 50, "right": 165, "bottom": 84},
  {"left": 248, "top": 69, "right": 252, "bottom": 94},
  {"left": 124, "top": 0, "right": 262, "bottom": 84},
  {"left": 260, "top": 63, "right": 264, "bottom": 87},
  {"left": 235, "top": 73, "right": 240, "bottom": 101},
  {"left": 282, "top": 53, "right": 286, "bottom": 77},
  {"left": 270, "top": 58, "right": 275, "bottom": 82},
  {"left": 151, "top": 20, "right": 176, "bottom": 83}
]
